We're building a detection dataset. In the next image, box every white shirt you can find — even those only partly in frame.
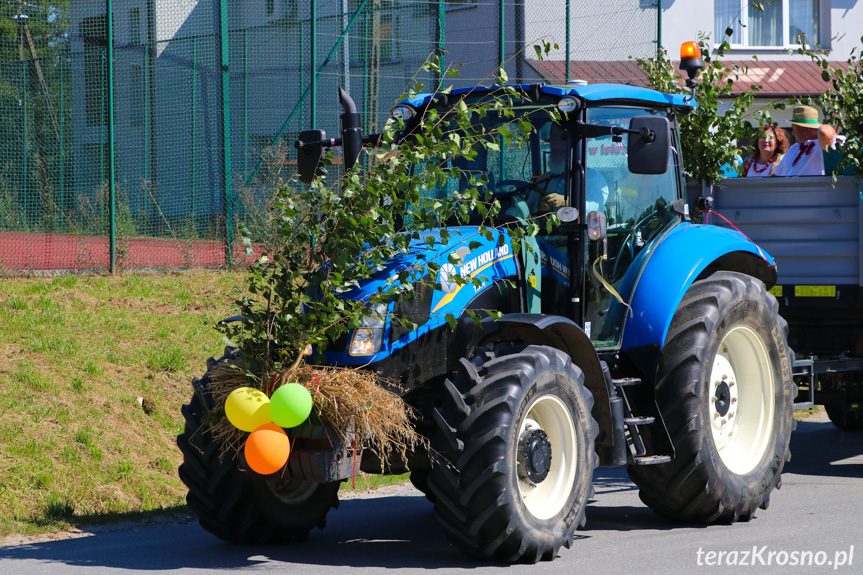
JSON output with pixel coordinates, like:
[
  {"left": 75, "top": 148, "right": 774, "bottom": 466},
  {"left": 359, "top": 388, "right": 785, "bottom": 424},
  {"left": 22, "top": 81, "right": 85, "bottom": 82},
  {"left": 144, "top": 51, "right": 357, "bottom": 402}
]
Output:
[
  {"left": 744, "top": 160, "right": 779, "bottom": 177},
  {"left": 773, "top": 139, "right": 824, "bottom": 176}
]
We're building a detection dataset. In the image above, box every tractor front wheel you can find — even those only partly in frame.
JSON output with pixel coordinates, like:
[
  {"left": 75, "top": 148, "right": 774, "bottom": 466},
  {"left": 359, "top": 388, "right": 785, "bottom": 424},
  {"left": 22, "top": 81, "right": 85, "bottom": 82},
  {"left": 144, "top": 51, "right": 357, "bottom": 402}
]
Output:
[
  {"left": 428, "top": 345, "right": 598, "bottom": 563},
  {"left": 177, "top": 350, "right": 341, "bottom": 543}
]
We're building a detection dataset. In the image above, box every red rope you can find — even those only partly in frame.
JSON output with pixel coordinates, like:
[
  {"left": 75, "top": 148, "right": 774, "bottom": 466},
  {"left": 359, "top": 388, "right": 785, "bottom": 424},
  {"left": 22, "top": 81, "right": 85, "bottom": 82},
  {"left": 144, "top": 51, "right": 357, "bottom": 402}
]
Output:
[
  {"left": 266, "top": 372, "right": 279, "bottom": 397},
  {"left": 310, "top": 373, "right": 321, "bottom": 397},
  {"left": 701, "top": 209, "right": 769, "bottom": 264}
]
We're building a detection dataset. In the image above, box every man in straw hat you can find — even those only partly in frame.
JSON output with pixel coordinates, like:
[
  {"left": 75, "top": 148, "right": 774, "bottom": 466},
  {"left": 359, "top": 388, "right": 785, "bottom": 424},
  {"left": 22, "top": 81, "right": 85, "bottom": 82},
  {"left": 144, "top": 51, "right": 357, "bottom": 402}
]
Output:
[{"left": 773, "top": 105, "right": 836, "bottom": 176}]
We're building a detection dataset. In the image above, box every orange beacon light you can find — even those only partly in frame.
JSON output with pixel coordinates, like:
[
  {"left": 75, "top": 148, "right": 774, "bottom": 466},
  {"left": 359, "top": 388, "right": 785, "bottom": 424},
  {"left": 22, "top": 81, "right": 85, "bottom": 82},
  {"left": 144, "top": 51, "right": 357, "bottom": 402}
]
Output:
[
  {"left": 679, "top": 41, "right": 705, "bottom": 90},
  {"left": 680, "top": 41, "right": 701, "bottom": 61}
]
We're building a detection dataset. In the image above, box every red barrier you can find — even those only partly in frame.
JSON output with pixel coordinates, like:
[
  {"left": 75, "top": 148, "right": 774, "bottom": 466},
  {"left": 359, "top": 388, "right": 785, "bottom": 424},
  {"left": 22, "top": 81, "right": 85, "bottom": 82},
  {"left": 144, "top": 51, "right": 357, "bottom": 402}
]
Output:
[{"left": 0, "top": 232, "right": 262, "bottom": 272}]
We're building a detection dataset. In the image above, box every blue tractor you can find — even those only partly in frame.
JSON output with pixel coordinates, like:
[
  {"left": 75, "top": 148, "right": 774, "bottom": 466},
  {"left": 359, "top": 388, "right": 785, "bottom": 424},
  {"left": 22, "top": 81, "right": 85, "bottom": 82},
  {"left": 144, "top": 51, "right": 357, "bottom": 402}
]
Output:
[{"left": 178, "top": 54, "right": 795, "bottom": 563}]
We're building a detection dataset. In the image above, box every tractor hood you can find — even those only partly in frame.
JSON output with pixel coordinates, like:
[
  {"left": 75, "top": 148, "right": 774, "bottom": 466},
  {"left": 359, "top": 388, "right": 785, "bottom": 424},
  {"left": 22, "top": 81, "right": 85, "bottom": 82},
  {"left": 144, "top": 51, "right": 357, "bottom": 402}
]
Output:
[{"left": 324, "top": 226, "right": 520, "bottom": 366}]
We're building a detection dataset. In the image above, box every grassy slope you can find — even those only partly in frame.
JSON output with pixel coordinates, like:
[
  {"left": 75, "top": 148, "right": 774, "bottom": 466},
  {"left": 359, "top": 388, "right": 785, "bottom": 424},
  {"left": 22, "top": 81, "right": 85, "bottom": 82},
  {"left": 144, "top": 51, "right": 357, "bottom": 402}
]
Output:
[
  {"left": 0, "top": 271, "right": 409, "bottom": 538},
  {"left": 0, "top": 271, "right": 245, "bottom": 536}
]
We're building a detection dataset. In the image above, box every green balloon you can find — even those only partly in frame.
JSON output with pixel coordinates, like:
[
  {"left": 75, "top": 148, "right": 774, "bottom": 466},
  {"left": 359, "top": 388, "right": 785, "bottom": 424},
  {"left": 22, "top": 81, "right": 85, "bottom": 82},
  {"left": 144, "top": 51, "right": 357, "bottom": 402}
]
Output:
[{"left": 269, "top": 383, "right": 313, "bottom": 428}]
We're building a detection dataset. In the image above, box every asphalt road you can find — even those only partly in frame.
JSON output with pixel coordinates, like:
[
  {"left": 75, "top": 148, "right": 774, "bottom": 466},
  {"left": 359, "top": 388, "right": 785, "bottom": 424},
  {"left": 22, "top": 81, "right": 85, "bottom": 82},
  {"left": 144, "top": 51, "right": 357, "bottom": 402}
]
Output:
[{"left": 1, "top": 415, "right": 860, "bottom": 575}]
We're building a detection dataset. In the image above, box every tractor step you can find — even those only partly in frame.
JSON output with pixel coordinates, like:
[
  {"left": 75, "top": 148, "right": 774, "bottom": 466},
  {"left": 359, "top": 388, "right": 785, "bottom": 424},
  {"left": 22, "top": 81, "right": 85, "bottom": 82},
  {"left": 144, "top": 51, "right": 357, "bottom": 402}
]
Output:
[
  {"left": 624, "top": 416, "right": 655, "bottom": 425},
  {"left": 613, "top": 377, "right": 641, "bottom": 387},
  {"left": 633, "top": 455, "right": 672, "bottom": 465}
]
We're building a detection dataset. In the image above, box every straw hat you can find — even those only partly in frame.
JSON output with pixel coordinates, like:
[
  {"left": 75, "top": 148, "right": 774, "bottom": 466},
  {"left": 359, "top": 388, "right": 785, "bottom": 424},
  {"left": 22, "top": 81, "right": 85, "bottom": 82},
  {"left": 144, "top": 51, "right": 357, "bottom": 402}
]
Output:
[{"left": 789, "top": 105, "right": 821, "bottom": 128}]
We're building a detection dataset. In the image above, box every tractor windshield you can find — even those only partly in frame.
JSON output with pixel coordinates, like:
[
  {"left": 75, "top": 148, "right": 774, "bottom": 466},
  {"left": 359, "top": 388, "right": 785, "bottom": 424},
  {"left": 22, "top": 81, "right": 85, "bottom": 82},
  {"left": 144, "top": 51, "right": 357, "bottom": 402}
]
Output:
[{"left": 419, "top": 106, "right": 570, "bottom": 221}]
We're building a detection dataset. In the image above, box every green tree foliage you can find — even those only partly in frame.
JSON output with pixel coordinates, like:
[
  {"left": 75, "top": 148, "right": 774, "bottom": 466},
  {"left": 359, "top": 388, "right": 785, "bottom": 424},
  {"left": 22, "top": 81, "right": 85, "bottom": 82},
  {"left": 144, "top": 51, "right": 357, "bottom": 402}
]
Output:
[
  {"left": 799, "top": 36, "right": 863, "bottom": 177},
  {"left": 219, "top": 55, "right": 558, "bottom": 381},
  {"left": 636, "top": 33, "right": 763, "bottom": 185}
]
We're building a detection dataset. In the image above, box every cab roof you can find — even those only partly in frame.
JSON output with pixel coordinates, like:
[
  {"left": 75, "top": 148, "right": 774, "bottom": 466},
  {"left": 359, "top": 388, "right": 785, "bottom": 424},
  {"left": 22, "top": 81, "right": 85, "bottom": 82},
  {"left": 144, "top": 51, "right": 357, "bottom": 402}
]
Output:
[{"left": 399, "top": 83, "right": 695, "bottom": 110}]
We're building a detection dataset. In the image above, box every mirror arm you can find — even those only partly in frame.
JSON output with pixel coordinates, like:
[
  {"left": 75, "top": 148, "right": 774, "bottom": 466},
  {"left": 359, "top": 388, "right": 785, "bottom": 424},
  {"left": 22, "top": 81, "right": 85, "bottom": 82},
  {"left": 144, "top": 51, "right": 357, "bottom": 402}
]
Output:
[
  {"left": 295, "top": 136, "right": 342, "bottom": 151},
  {"left": 294, "top": 132, "right": 384, "bottom": 152},
  {"left": 575, "top": 122, "right": 655, "bottom": 142}
]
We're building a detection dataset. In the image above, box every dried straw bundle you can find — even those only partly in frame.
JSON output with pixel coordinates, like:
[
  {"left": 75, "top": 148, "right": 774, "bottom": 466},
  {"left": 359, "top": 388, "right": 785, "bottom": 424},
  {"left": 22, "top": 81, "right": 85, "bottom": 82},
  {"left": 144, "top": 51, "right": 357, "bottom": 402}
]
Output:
[
  {"left": 206, "top": 359, "right": 253, "bottom": 458},
  {"left": 276, "top": 364, "right": 426, "bottom": 469},
  {"left": 204, "top": 358, "right": 425, "bottom": 468}
]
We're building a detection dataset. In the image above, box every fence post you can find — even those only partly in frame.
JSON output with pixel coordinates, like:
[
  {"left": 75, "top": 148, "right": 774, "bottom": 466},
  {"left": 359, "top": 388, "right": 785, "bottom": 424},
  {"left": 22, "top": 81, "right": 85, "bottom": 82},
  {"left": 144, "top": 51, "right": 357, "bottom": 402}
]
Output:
[
  {"left": 565, "top": 0, "right": 570, "bottom": 82},
  {"left": 60, "top": 56, "right": 66, "bottom": 226},
  {"left": 219, "top": 0, "right": 233, "bottom": 267},
  {"left": 657, "top": 0, "right": 662, "bottom": 59},
  {"left": 107, "top": 0, "right": 116, "bottom": 273},
  {"left": 437, "top": 0, "right": 445, "bottom": 90},
  {"left": 21, "top": 59, "right": 27, "bottom": 223},
  {"left": 498, "top": 0, "right": 505, "bottom": 69},
  {"left": 311, "top": 0, "right": 317, "bottom": 128}
]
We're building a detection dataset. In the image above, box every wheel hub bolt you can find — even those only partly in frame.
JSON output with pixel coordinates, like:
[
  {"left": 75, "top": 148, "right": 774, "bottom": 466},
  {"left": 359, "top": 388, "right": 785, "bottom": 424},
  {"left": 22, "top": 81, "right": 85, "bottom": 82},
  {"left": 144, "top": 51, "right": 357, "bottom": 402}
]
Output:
[
  {"left": 517, "top": 428, "right": 553, "bottom": 484},
  {"left": 714, "top": 381, "right": 732, "bottom": 417}
]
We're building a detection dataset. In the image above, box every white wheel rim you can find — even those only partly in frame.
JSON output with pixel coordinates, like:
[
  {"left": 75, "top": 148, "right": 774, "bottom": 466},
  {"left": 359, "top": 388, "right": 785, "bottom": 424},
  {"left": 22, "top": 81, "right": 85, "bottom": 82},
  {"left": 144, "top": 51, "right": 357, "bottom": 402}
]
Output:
[
  {"left": 709, "top": 325, "right": 775, "bottom": 475},
  {"left": 517, "top": 394, "right": 578, "bottom": 520},
  {"left": 266, "top": 478, "right": 318, "bottom": 505}
]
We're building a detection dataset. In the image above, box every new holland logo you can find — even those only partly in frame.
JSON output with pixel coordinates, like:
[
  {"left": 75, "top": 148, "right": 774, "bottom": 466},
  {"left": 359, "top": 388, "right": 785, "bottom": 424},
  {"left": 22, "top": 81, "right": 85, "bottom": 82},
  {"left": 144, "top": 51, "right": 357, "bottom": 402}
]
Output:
[{"left": 439, "top": 263, "right": 458, "bottom": 294}]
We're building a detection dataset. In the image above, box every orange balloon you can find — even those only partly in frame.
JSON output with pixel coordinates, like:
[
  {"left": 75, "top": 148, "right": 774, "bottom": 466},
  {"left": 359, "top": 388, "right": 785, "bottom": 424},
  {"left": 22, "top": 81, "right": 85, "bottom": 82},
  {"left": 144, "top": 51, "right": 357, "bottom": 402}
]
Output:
[{"left": 244, "top": 422, "right": 291, "bottom": 475}]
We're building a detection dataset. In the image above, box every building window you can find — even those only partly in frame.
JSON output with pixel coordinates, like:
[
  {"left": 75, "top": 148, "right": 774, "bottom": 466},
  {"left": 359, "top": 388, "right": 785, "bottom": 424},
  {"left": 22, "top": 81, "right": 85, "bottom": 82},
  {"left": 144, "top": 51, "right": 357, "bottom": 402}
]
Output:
[
  {"left": 715, "top": 0, "right": 822, "bottom": 48},
  {"left": 379, "top": 14, "right": 396, "bottom": 63},
  {"left": 130, "top": 65, "right": 144, "bottom": 126},
  {"left": 81, "top": 15, "right": 108, "bottom": 127},
  {"left": 129, "top": 8, "right": 141, "bottom": 45},
  {"left": 446, "top": 0, "right": 477, "bottom": 10},
  {"left": 352, "top": 11, "right": 399, "bottom": 66},
  {"left": 266, "top": 0, "right": 275, "bottom": 17}
]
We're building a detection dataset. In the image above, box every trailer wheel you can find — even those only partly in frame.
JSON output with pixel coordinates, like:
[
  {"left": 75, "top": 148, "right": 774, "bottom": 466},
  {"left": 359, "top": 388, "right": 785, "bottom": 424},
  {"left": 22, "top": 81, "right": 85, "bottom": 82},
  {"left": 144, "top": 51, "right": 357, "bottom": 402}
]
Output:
[
  {"left": 629, "top": 272, "right": 795, "bottom": 522},
  {"left": 177, "top": 350, "right": 341, "bottom": 544},
  {"left": 428, "top": 345, "right": 598, "bottom": 563},
  {"left": 825, "top": 403, "right": 863, "bottom": 431}
]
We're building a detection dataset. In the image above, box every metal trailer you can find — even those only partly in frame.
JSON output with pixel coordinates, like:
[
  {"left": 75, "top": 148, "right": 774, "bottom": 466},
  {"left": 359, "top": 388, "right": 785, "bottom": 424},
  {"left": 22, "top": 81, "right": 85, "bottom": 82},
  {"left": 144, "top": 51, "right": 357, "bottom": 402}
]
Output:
[{"left": 700, "top": 175, "right": 863, "bottom": 429}]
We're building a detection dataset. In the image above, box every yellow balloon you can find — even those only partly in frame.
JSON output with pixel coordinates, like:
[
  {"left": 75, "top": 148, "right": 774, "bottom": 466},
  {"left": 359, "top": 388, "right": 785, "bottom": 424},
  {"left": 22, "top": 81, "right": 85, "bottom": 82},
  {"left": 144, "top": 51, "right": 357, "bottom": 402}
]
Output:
[{"left": 224, "top": 387, "right": 271, "bottom": 432}]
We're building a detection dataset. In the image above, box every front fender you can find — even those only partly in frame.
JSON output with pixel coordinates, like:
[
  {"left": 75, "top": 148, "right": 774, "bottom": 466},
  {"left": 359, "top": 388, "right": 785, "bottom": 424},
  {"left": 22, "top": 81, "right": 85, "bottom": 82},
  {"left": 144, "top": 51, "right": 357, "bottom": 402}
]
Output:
[{"left": 620, "top": 223, "right": 776, "bottom": 351}]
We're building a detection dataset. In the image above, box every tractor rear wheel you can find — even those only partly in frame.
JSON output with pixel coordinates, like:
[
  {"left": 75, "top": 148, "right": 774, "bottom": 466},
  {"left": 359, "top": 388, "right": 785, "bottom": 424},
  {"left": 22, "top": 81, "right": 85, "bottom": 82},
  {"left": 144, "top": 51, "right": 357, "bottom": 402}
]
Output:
[
  {"left": 628, "top": 272, "right": 795, "bottom": 522},
  {"left": 177, "top": 350, "right": 341, "bottom": 543},
  {"left": 428, "top": 345, "right": 597, "bottom": 563}
]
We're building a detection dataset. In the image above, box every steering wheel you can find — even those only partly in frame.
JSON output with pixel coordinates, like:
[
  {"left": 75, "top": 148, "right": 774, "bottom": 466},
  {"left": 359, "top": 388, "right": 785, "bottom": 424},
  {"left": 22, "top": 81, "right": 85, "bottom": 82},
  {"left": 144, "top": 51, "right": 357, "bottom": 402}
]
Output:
[{"left": 609, "top": 200, "right": 673, "bottom": 280}]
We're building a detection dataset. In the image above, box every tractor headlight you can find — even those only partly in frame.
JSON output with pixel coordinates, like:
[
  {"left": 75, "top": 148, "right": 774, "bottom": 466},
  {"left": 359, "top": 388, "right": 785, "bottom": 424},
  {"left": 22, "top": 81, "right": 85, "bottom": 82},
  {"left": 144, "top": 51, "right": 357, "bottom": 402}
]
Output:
[
  {"left": 557, "top": 96, "right": 579, "bottom": 114},
  {"left": 349, "top": 303, "right": 387, "bottom": 356},
  {"left": 391, "top": 105, "right": 416, "bottom": 122}
]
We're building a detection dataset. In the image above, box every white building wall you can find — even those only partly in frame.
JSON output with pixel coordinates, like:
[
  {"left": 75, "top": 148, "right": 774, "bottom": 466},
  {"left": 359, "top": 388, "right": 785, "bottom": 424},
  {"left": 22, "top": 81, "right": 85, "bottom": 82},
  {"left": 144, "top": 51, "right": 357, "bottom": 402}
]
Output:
[{"left": 662, "top": 0, "right": 863, "bottom": 61}]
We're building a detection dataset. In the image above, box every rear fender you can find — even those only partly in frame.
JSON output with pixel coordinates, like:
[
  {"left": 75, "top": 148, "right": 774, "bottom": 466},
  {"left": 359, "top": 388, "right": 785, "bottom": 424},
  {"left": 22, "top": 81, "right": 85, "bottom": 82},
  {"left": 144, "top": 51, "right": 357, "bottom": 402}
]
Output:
[{"left": 620, "top": 223, "right": 777, "bottom": 351}]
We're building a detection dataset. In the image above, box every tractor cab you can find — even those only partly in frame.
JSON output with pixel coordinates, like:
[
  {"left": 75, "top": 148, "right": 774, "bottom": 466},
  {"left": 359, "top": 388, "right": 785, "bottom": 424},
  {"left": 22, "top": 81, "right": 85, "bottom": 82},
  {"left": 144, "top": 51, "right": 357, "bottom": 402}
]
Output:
[{"left": 374, "top": 84, "right": 693, "bottom": 347}]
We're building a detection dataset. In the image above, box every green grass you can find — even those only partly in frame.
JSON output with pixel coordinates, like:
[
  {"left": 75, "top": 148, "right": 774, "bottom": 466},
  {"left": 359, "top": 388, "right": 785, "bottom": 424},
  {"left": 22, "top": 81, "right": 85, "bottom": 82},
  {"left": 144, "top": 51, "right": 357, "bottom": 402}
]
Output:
[
  {"left": 0, "top": 270, "right": 413, "bottom": 539},
  {"left": 0, "top": 271, "right": 246, "bottom": 537},
  {"left": 340, "top": 472, "right": 411, "bottom": 493}
]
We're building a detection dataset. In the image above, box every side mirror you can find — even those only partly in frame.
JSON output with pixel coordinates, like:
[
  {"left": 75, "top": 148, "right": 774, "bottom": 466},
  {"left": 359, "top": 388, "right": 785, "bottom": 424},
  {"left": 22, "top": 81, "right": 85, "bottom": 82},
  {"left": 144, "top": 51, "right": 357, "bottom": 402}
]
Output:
[
  {"left": 627, "top": 116, "right": 670, "bottom": 175},
  {"left": 297, "top": 129, "right": 326, "bottom": 183}
]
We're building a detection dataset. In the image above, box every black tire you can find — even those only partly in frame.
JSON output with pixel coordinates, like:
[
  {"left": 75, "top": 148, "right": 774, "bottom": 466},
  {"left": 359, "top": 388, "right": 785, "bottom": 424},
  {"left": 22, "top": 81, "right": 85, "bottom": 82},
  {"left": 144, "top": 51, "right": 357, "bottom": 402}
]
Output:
[
  {"left": 428, "top": 345, "right": 598, "bottom": 563},
  {"left": 825, "top": 403, "right": 863, "bottom": 431},
  {"left": 177, "top": 350, "right": 341, "bottom": 544},
  {"left": 409, "top": 469, "right": 436, "bottom": 502},
  {"left": 628, "top": 272, "right": 795, "bottom": 522}
]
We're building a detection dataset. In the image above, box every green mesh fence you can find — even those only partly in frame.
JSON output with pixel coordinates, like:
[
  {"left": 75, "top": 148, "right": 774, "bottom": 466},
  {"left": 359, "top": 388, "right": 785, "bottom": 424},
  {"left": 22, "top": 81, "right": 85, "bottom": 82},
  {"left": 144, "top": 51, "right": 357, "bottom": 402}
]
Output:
[{"left": 0, "top": 0, "right": 658, "bottom": 274}]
